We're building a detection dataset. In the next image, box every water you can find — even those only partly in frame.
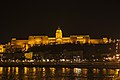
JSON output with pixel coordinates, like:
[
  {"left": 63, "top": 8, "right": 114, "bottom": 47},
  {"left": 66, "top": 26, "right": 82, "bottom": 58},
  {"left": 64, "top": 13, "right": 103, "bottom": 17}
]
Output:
[{"left": 0, "top": 67, "right": 119, "bottom": 80}]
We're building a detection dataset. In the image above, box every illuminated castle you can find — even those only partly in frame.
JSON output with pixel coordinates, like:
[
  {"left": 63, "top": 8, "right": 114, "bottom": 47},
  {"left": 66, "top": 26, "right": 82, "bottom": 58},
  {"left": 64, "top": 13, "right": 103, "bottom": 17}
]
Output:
[{"left": 0, "top": 27, "right": 110, "bottom": 52}]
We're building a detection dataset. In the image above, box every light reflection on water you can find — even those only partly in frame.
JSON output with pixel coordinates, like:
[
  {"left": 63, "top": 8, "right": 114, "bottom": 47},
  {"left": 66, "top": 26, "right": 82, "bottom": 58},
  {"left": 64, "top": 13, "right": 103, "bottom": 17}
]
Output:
[{"left": 0, "top": 67, "right": 120, "bottom": 80}]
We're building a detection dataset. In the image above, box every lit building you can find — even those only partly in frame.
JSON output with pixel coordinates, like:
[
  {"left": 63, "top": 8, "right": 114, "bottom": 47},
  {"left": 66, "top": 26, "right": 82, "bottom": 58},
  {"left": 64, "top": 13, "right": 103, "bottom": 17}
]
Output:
[
  {"left": 55, "top": 27, "right": 63, "bottom": 44},
  {"left": 1, "top": 27, "right": 111, "bottom": 52},
  {"left": 26, "top": 27, "right": 92, "bottom": 45},
  {"left": 28, "top": 36, "right": 48, "bottom": 46}
]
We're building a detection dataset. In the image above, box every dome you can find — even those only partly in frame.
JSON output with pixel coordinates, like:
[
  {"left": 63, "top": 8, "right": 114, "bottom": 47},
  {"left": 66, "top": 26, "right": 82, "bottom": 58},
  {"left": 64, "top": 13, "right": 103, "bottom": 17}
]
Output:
[
  {"left": 56, "top": 27, "right": 62, "bottom": 33},
  {"left": 55, "top": 27, "right": 62, "bottom": 39}
]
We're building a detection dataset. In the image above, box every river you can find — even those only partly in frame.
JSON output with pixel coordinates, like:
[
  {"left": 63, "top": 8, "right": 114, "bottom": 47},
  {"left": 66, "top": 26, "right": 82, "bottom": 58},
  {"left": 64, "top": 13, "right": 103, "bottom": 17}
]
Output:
[{"left": 0, "top": 67, "right": 120, "bottom": 80}]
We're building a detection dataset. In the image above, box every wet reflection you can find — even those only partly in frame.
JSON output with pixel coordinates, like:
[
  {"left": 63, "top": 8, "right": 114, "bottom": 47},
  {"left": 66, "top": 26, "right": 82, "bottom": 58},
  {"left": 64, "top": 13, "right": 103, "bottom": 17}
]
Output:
[{"left": 0, "top": 67, "right": 120, "bottom": 80}]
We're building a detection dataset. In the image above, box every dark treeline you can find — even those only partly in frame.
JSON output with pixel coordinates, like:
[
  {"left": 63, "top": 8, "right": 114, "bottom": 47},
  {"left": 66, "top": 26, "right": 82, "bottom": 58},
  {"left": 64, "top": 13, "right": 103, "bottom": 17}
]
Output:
[
  {"left": 1, "top": 43, "right": 116, "bottom": 60},
  {"left": 28, "top": 43, "right": 116, "bottom": 60},
  {"left": 29, "top": 43, "right": 116, "bottom": 54}
]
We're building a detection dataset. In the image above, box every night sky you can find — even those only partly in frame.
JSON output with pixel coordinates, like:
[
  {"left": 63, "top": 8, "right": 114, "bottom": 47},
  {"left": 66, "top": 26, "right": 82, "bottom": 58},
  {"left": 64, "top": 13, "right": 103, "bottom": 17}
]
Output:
[{"left": 0, "top": 1, "right": 120, "bottom": 43}]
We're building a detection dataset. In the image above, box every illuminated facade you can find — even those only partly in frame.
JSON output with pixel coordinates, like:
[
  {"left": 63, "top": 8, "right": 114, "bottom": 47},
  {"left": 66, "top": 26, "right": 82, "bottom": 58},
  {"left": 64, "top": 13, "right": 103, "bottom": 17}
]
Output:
[
  {"left": 0, "top": 27, "right": 111, "bottom": 52},
  {"left": 55, "top": 27, "right": 62, "bottom": 44}
]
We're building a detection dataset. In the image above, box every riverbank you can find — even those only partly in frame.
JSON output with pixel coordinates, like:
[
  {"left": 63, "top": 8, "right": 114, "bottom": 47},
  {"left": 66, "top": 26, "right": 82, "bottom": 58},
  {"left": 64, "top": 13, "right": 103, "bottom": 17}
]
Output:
[{"left": 0, "top": 61, "right": 120, "bottom": 69}]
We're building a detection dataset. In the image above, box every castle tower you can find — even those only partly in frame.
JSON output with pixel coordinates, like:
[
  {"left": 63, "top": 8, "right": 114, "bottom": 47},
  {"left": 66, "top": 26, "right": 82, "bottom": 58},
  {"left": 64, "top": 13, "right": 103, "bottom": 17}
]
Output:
[{"left": 55, "top": 27, "right": 62, "bottom": 44}]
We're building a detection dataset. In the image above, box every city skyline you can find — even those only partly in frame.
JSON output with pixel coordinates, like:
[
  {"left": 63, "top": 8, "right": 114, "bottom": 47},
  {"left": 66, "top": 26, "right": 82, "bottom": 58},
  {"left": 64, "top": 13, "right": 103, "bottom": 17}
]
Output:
[{"left": 0, "top": 1, "right": 120, "bottom": 43}]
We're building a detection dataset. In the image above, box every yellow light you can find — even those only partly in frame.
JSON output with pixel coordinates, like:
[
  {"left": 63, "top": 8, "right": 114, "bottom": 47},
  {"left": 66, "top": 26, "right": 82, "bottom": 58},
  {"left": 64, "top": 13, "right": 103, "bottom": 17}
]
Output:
[
  {"left": 0, "top": 67, "right": 3, "bottom": 74},
  {"left": 16, "top": 67, "right": 18, "bottom": 74},
  {"left": 8, "top": 67, "right": 11, "bottom": 74},
  {"left": 43, "top": 67, "right": 45, "bottom": 72},
  {"left": 24, "top": 67, "right": 27, "bottom": 74},
  {"left": 116, "top": 54, "right": 119, "bottom": 57},
  {"left": 62, "top": 68, "right": 65, "bottom": 73},
  {"left": 50, "top": 68, "right": 55, "bottom": 76},
  {"left": 42, "top": 67, "right": 46, "bottom": 76}
]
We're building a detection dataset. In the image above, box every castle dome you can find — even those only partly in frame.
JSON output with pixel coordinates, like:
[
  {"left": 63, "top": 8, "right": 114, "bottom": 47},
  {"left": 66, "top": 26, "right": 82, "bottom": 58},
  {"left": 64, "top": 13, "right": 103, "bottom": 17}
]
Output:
[{"left": 56, "top": 27, "right": 62, "bottom": 33}]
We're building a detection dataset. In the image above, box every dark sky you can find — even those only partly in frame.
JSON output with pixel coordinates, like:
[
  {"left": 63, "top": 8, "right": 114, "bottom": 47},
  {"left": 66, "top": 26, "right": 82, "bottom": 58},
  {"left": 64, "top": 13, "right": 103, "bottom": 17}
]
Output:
[{"left": 0, "top": 0, "right": 120, "bottom": 43}]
